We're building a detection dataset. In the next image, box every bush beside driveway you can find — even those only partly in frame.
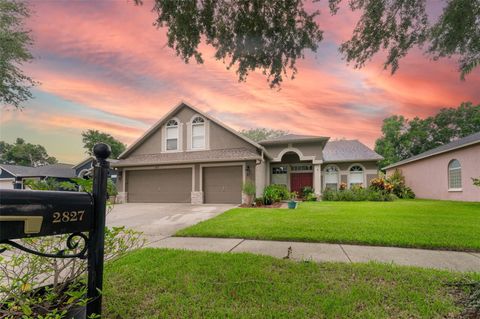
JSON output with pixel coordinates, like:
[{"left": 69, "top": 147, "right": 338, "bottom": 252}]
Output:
[{"left": 176, "top": 200, "right": 480, "bottom": 251}]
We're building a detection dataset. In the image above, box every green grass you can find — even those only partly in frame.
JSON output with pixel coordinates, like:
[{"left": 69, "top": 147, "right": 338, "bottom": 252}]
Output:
[
  {"left": 176, "top": 200, "right": 480, "bottom": 251},
  {"left": 103, "top": 248, "right": 478, "bottom": 318}
]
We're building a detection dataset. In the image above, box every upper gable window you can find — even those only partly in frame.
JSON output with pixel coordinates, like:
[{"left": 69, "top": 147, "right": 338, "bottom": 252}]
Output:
[
  {"left": 166, "top": 119, "right": 179, "bottom": 151},
  {"left": 448, "top": 159, "right": 462, "bottom": 190},
  {"left": 191, "top": 116, "right": 205, "bottom": 149}
]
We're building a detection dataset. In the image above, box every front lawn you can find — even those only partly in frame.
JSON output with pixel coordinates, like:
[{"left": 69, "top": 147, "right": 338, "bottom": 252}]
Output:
[
  {"left": 103, "top": 249, "right": 477, "bottom": 318},
  {"left": 176, "top": 200, "right": 480, "bottom": 251}
]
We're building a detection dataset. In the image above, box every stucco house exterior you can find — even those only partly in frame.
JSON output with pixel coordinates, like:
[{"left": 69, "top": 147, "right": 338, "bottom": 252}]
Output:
[
  {"left": 113, "top": 102, "right": 383, "bottom": 204},
  {"left": 384, "top": 132, "right": 480, "bottom": 202}
]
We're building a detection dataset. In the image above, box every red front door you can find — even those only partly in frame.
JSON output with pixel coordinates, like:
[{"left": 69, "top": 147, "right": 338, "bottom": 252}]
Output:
[{"left": 290, "top": 173, "right": 313, "bottom": 194}]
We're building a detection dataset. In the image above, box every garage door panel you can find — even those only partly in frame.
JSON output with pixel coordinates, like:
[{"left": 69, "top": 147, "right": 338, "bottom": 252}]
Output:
[
  {"left": 0, "top": 180, "right": 14, "bottom": 189},
  {"left": 128, "top": 168, "right": 192, "bottom": 203},
  {"left": 203, "top": 166, "right": 242, "bottom": 204}
]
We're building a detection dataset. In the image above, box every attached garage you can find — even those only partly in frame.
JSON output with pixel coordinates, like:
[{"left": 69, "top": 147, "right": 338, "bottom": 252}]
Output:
[
  {"left": 127, "top": 168, "right": 192, "bottom": 203},
  {"left": 203, "top": 166, "right": 243, "bottom": 204}
]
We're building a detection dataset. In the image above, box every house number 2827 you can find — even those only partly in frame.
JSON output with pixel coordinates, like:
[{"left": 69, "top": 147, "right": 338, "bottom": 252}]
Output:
[{"left": 52, "top": 211, "right": 85, "bottom": 223}]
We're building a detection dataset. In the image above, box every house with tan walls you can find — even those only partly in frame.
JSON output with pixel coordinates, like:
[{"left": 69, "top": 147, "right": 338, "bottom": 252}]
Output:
[
  {"left": 112, "top": 102, "right": 383, "bottom": 204},
  {"left": 384, "top": 132, "right": 480, "bottom": 202}
]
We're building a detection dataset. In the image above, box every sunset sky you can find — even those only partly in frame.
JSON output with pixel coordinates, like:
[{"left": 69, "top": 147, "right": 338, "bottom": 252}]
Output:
[{"left": 1, "top": 0, "right": 479, "bottom": 164}]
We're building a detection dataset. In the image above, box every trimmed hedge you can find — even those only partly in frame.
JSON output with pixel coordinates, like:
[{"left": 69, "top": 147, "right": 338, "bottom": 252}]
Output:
[{"left": 322, "top": 187, "right": 397, "bottom": 202}]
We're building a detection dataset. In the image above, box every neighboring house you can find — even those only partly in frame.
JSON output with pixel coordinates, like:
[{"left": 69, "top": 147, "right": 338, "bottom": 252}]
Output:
[
  {"left": 0, "top": 163, "right": 76, "bottom": 189},
  {"left": 73, "top": 157, "right": 118, "bottom": 183},
  {"left": 113, "top": 102, "right": 383, "bottom": 204},
  {"left": 384, "top": 132, "right": 480, "bottom": 202}
]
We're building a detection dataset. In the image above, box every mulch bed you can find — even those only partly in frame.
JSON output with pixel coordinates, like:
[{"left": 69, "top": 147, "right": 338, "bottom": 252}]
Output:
[{"left": 239, "top": 202, "right": 287, "bottom": 208}]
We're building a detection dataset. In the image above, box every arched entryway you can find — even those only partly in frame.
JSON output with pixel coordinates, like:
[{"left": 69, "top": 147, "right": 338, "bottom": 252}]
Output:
[{"left": 272, "top": 151, "right": 313, "bottom": 194}]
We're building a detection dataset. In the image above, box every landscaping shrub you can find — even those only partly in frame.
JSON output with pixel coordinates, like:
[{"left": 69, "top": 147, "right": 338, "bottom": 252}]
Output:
[
  {"left": 304, "top": 192, "right": 317, "bottom": 201},
  {"left": 263, "top": 184, "right": 289, "bottom": 204},
  {"left": 386, "top": 169, "right": 416, "bottom": 199},
  {"left": 254, "top": 197, "right": 264, "bottom": 206},
  {"left": 322, "top": 187, "right": 395, "bottom": 202},
  {"left": 301, "top": 186, "right": 314, "bottom": 197}
]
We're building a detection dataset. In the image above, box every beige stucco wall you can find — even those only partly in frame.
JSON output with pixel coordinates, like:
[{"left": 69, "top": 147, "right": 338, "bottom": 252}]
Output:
[
  {"left": 386, "top": 144, "right": 480, "bottom": 202},
  {"left": 128, "top": 105, "right": 256, "bottom": 156}
]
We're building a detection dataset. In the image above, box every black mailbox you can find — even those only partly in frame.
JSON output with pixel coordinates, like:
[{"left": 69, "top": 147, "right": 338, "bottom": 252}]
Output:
[{"left": 0, "top": 189, "right": 93, "bottom": 241}]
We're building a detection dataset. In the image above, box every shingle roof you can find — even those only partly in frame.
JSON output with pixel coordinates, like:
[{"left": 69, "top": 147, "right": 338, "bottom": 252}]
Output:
[
  {"left": 259, "top": 134, "right": 329, "bottom": 144},
  {"left": 0, "top": 163, "right": 76, "bottom": 178},
  {"left": 33, "top": 163, "right": 76, "bottom": 178},
  {"left": 323, "top": 140, "right": 383, "bottom": 163},
  {"left": 0, "top": 164, "right": 38, "bottom": 176},
  {"left": 113, "top": 148, "right": 261, "bottom": 167},
  {"left": 383, "top": 131, "right": 480, "bottom": 170}
]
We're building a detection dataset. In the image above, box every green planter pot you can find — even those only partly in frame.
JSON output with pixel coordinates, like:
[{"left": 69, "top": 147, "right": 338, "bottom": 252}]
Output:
[{"left": 288, "top": 201, "right": 297, "bottom": 209}]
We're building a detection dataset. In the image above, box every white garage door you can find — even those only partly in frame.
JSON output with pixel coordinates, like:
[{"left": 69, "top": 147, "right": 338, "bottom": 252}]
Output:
[{"left": 0, "top": 179, "right": 14, "bottom": 189}]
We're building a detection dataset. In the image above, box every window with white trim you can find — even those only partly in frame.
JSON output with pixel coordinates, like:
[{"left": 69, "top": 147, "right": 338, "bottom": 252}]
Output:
[
  {"left": 324, "top": 165, "right": 339, "bottom": 190},
  {"left": 349, "top": 165, "right": 364, "bottom": 187},
  {"left": 191, "top": 116, "right": 205, "bottom": 149},
  {"left": 448, "top": 159, "right": 462, "bottom": 189},
  {"left": 166, "top": 119, "right": 179, "bottom": 151},
  {"left": 271, "top": 166, "right": 288, "bottom": 186}
]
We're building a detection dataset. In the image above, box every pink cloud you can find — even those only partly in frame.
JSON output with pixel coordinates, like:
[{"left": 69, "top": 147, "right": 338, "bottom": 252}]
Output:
[{"left": 2, "top": 0, "right": 476, "bottom": 162}]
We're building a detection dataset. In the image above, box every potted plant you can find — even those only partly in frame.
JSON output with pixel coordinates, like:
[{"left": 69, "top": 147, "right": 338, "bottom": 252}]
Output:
[
  {"left": 242, "top": 181, "right": 256, "bottom": 206},
  {"left": 288, "top": 191, "right": 297, "bottom": 209}
]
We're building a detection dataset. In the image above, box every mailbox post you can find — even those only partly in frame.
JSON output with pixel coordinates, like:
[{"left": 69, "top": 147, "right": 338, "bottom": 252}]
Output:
[
  {"left": 0, "top": 143, "right": 111, "bottom": 318},
  {"left": 87, "top": 143, "right": 111, "bottom": 316}
]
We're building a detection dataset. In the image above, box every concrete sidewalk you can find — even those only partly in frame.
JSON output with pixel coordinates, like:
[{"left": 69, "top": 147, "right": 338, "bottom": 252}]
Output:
[{"left": 147, "top": 236, "right": 480, "bottom": 272}]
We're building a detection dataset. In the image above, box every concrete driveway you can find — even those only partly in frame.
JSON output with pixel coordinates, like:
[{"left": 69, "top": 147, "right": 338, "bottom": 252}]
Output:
[{"left": 107, "top": 203, "right": 235, "bottom": 241}]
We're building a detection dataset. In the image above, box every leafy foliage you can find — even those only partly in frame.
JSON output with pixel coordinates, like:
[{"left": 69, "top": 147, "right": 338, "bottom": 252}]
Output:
[
  {"left": 368, "top": 171, "right": 415, "bottom": 199},
  {"left": 242, "top": 180, "right": 256, "bottom": 196},
  {"left": 0, "top": 0, "right": 36, "bottom": 108},
  {"left": 386, "top": 169, "right": 415, "bottom": 199},
  {"left": 0, "top": 178, "right": 144, "bottom": 318},
  {"left": 0, "top": 138, "right": 57, "bottom": 166},
  {"left": 240, "top": 128, "right": 289, "bottom": 142},
  {"left": 375, "top": 102, "right": 480, "bottom": 167},
  {"left": 23, "top": 177, "right": 64, "bottom": 191},
  {"left": 135, "top": 0, "right": 480, "bottom": 87},
  {"left": 263, "top": 184, "right": 289, "bottom": 204},
  {"left": 135, "top": 0, "right": 323, "bottom": 87},
  {"left": 428, "top": 0, "right": 480, "bottom": 80},
  {"left": 473, "top": 178, "right": 480, "bottom": 187},
  {"left": 59, "top": 177, "right": 118, "bottom": 197},
  {"left": 335, "top": 0, "right": 428, "bottom": 74},
  {"left": 81, "top": 130, "right": 126, "bottom": 159},
  {"left": 322, "top": 187, "right": 397, "bottom": 201}
]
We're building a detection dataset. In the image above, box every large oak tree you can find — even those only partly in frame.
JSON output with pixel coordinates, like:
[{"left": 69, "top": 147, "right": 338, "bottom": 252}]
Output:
[
  {"left": 0, "top": 0, "right": 36, "bottom": 108},
  {"left": 135, "top": 0, "right": 479, "bottom": 87}
]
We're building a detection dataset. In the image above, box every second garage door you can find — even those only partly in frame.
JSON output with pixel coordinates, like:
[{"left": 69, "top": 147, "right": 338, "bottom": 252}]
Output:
[
  {"left": 203, "top": 166, "right": 242, "bottom": 204},
  {"left": 127, "top": 168, "right": 192, "bottom": 203}
]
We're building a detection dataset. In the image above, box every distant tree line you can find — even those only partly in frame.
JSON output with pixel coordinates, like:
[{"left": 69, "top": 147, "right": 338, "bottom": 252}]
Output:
[
  {"left": 375, "top": 102, "right": 480, "bottom": 167},
  {"left": 0, "top": 130, "right": 126, "bottom": 166}
]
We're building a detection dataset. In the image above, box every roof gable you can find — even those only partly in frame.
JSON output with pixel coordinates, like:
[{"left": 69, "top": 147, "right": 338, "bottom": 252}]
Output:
[{"left": 119, "top": 101, "right": 264, "bottom": 159}]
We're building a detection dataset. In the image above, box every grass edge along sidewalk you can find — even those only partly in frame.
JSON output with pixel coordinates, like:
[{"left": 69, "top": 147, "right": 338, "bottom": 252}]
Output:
[{"left": 176, "top": 200, "right": 480, "bottom": 252}]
